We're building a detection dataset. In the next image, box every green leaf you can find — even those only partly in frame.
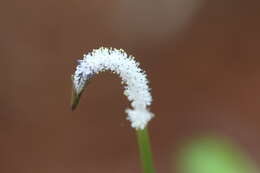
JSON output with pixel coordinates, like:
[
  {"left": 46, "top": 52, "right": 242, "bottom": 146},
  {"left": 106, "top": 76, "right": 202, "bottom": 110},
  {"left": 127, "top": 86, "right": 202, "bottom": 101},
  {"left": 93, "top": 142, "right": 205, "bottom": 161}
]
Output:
[{"left": 178, "top": 136, "right": 258, "bottom": 173}]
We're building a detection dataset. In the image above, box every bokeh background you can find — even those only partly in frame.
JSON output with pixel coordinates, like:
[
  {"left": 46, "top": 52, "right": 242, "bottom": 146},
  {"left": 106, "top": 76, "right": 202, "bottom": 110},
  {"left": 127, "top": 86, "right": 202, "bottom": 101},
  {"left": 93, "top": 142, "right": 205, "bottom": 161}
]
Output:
[{"left": 1, "top": 0, "right": 260, "bottom": 172}]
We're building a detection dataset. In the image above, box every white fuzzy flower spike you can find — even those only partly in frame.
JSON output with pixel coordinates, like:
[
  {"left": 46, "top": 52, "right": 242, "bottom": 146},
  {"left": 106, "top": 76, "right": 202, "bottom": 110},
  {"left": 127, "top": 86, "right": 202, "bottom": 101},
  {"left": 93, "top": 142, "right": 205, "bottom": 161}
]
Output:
[{"left": 71, "top": 47, "right": 154, "bottom": 130}]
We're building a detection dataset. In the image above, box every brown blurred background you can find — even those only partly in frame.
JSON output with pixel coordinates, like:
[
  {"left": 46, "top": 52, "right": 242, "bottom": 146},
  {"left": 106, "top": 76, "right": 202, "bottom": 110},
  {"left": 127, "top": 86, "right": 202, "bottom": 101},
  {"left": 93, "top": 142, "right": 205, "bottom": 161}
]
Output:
[{"left": 1, "top": 0, "right": 260, "bottom": 172}]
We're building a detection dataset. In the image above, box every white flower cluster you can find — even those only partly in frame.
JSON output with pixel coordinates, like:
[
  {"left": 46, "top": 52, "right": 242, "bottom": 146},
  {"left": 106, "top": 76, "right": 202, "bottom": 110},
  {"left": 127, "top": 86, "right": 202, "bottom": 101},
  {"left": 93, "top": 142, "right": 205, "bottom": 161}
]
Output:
[{"left": 72, "top": 47, "right": 154, "bottom": 130}]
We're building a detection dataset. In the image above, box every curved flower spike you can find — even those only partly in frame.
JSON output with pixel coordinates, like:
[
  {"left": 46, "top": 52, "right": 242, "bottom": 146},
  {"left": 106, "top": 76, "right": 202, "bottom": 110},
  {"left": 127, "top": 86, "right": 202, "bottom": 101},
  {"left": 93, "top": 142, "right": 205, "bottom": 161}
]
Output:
[{"left": 71, "top": 47, "right": 154, "bottom": 130}]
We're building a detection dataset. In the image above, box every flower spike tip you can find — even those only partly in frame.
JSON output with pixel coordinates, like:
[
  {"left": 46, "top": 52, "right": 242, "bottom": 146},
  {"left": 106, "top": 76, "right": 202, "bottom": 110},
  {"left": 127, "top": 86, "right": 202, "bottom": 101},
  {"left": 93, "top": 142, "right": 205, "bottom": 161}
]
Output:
[{"left": 71, "top": 47, "right": 154, "bottom": 130}]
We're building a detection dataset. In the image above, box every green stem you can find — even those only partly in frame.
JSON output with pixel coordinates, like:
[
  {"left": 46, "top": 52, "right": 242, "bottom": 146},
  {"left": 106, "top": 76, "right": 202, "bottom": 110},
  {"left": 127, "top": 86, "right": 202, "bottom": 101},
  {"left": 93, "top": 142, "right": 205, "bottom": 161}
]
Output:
[{"left": 136, "top": 127, "right": 156, "bottom": 173}]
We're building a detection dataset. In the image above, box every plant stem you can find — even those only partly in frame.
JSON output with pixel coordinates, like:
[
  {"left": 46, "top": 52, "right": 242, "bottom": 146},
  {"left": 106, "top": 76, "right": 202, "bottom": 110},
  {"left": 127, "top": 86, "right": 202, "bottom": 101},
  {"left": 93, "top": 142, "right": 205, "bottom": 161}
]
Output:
[{"left": 136, "top": 127, "right": 155, "bottom": 173}]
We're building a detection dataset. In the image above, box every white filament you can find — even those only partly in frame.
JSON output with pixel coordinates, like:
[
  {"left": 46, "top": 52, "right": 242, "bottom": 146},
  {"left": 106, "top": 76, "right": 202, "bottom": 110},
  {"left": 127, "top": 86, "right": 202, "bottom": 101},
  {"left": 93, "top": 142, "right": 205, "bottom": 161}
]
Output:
[{"left": 73, "top": 47, "right": 154, "bottom": 130}]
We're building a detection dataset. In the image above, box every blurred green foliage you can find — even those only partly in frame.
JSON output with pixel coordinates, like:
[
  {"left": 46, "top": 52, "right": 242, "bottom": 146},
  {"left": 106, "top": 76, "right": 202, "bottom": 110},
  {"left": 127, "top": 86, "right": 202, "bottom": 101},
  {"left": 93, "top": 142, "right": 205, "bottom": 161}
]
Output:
[{"left": 178, "top": 136, "right": 258, "bottom": 173}]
